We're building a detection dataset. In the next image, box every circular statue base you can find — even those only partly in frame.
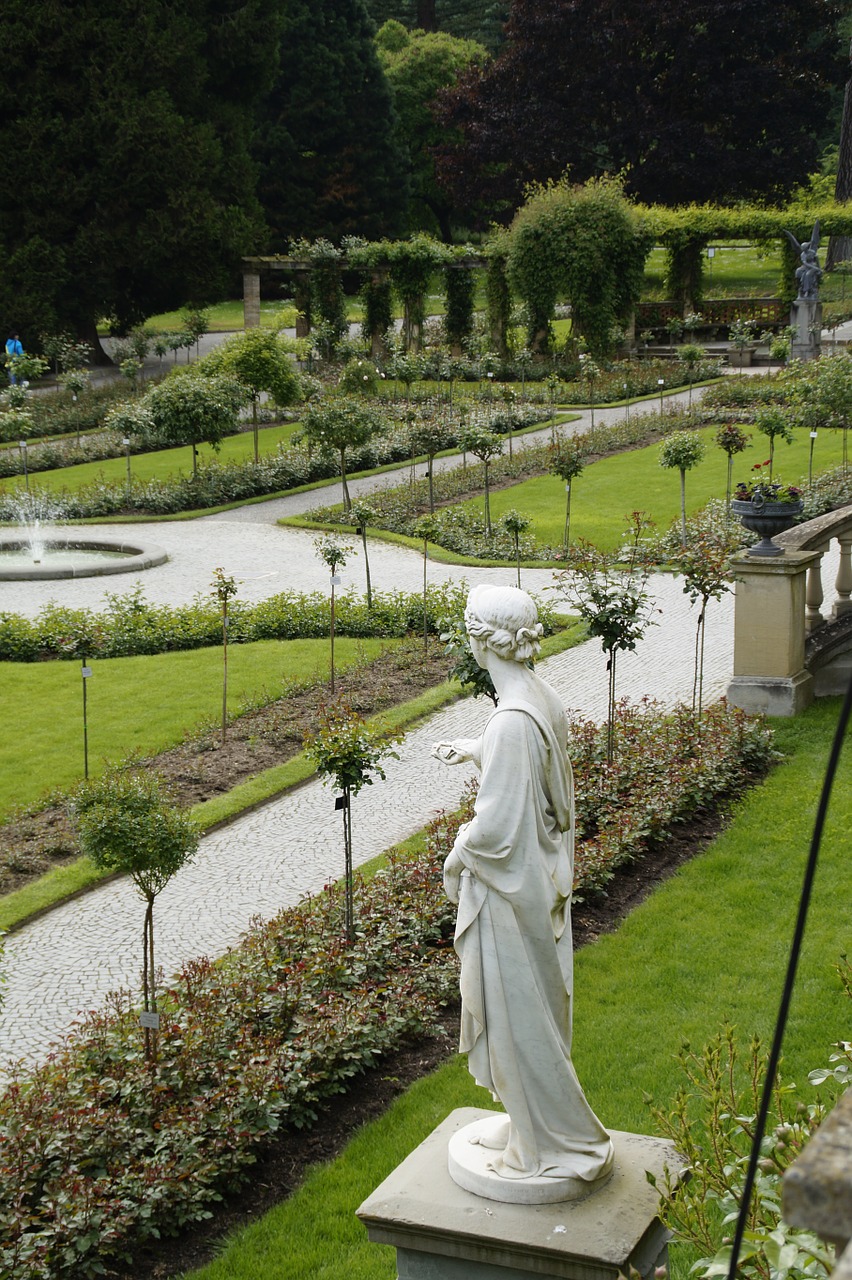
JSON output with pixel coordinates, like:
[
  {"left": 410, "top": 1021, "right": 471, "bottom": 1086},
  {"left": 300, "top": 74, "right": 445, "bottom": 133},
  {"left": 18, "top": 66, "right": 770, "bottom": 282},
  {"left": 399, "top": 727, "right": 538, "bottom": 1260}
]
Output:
[{"left": 447, "top": 1112, "right": 614, "bottom": 1205}]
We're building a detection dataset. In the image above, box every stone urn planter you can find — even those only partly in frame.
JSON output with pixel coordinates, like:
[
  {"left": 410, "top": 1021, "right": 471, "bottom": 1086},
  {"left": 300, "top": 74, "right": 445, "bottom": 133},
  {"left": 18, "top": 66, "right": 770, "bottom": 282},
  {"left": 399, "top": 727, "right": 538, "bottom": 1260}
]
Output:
[{"left": 731, "top": 497, "right": 804, "bottom": 556}]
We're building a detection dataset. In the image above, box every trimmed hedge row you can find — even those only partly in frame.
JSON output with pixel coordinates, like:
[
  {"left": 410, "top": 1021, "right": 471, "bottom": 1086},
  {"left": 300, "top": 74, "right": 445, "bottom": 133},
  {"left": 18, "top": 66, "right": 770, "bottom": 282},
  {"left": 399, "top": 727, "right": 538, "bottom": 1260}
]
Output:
[{"left": 0, "top": 582, "right": 522, "bottom": 662}]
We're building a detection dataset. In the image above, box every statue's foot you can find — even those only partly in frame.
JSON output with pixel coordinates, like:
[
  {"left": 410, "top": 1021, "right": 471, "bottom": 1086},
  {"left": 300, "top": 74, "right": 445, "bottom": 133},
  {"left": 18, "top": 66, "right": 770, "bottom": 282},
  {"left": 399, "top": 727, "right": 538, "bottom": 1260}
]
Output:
[{"left": 468, "top": 1114, "right": 510, "bottom": 1151}]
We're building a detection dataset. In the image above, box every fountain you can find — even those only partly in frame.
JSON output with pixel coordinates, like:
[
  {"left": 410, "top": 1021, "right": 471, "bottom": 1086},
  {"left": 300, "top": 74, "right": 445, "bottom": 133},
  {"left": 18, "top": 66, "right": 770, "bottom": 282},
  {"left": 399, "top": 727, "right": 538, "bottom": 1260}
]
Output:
[{"left": 0, "top": 494, "right": 168, "bottom": 581}]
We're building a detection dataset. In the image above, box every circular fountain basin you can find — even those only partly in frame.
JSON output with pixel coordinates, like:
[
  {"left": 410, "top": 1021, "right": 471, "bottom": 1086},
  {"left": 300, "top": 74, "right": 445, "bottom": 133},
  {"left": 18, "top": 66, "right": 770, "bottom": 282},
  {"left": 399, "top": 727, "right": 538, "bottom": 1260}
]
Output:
[{"left": 0, "top": 536, "right": 168, "bottom": 581}]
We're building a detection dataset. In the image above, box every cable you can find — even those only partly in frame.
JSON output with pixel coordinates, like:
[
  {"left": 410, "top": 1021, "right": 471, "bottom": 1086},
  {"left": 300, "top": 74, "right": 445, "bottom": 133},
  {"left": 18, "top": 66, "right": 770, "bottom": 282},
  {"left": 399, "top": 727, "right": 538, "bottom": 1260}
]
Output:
[{"left": 725, "top": 674, "right": 852, "bottom": 1280}]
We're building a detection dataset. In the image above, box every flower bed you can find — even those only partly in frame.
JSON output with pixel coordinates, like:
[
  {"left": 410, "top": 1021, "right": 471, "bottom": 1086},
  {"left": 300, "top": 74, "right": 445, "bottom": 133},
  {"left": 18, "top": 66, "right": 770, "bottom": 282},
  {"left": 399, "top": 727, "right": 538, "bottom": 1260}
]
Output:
[{"left": 0, "top": 698, "right": 773, "bottom": 1279}]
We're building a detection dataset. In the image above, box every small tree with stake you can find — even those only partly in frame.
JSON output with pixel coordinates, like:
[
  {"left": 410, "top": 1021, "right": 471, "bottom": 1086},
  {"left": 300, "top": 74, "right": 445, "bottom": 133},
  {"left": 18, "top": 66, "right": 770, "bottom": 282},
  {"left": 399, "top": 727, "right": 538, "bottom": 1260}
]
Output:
[
  {"left": 548, "top": 434, "right": 587, "bottom": 549},
  {"left": 553, "top": 513, "right": 656, "bottom": 762},
  {"left": 300, "top": 398, "right": 385, "bottom": 513},
  {"left": 351, "top": 500, "right": 376, "bottom": 609},
  {"left": 413, "top": 514, "right": 440, "bottom": 653},
  {"left": 304, "top": 701, "right": 400, "bottom": 942},
  {"left": 315, "top": 535, "right": 353, "bottom": 693},
  {"left": 579, "top": 354, "right": 600, "bottom": 428},
  {"left": 754, "top": 405, "right": 794, "bottom": 481},
  {"left": 459, "top": 425, "right": 503, "bottom": 534},
  {"left": 676, "top": 532, "right": 732, "bottom": 719},
  {"left": 211, "top": 568, "right": 238, "bottom": 745},
  {"left": 659, "top": 431, "right": 706, "bottom": 548},
  {"left": 678, "top": 342, "right": 704, "bottom": 408},
  {"left": 410, "top": 415, "right": 454, "bottom": 512},
  {"left": 73, "top": 771, "right": 199, "bottom": 1063},
  {"left": 715, "top": 423, "right": 750, "bottom": 516},
  {"left": 502, "top": 508, "right": 531, "bottom": 588}
]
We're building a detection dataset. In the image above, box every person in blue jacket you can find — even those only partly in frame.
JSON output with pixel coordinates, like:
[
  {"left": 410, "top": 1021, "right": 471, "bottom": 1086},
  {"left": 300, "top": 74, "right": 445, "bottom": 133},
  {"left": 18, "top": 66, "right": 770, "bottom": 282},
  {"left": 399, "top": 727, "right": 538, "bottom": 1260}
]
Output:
[{"left": 5, "top": 332, "right": 24, "bottom": 384}]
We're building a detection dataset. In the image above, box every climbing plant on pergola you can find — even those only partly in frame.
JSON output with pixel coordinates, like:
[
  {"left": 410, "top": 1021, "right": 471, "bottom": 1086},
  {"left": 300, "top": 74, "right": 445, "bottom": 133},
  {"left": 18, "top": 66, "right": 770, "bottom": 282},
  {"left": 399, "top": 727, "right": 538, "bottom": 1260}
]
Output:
[{"left": 242, "top": 195, "right": 852, "bottom": 358}]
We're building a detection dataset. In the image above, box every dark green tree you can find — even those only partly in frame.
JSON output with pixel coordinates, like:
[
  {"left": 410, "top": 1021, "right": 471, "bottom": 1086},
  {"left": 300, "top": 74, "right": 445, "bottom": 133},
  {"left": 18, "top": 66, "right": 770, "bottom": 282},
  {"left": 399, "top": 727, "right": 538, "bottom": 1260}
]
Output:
[
  {"left": 258, "top": 0, "right": 409, "bottom": 247},
  {"left": 376, "top": 21, "right": 488, "bottom": 238},
  {"left": 0, "top": 0, "right": 280, "bottom": 353},
  {"left": 434, "top": 0, "right": 844, "bottom": 222}
]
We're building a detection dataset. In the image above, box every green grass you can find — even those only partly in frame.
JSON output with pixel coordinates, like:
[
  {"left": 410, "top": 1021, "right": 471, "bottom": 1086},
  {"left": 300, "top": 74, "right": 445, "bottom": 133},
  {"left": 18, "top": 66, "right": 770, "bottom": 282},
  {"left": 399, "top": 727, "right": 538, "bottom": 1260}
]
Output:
[
  {"left": 141, "top": 274, "right": 492, "bottom": 335},
  {"left": 0, "top": 638, "right": 390, "bottom": 818},
  {"left": 468, "top": 424, "right": 847, "bottom": 551},
  {"left": 642, "top": 243, "right": 783, "bottom": 300},
  {"left": 181, "top": 697, "right": 852, "bottom": 1279},
  {"left": 0, "top": 421, "right": 302, "bottom": 496},
  {"left": 0, "top": 621, "right": 582, "bottom": 934}
]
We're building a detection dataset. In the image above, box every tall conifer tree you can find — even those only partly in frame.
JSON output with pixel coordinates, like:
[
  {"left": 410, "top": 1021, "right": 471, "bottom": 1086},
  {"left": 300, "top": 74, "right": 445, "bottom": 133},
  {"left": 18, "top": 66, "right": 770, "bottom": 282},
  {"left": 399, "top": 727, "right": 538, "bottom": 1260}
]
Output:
[
  {"left": 0, "top": 0, "right": 281, "bottom": 350},
  {"left": 258, "top": 0, "right": 409, "bottom": 247}
]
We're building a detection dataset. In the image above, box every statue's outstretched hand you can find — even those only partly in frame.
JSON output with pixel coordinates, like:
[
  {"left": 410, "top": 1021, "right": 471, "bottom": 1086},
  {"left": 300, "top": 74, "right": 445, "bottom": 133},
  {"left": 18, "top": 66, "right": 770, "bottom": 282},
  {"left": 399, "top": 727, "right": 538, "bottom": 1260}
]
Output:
[{"left": 431, "top": 738, "right": 480, "bottom": 766}]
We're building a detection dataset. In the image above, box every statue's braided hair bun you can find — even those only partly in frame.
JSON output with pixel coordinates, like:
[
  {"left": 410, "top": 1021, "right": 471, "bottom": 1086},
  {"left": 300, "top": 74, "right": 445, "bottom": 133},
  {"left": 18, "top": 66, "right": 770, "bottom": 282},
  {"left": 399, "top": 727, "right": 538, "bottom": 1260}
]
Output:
[{"left": 465, "top": 586, "right": 543, "bottom": 662}]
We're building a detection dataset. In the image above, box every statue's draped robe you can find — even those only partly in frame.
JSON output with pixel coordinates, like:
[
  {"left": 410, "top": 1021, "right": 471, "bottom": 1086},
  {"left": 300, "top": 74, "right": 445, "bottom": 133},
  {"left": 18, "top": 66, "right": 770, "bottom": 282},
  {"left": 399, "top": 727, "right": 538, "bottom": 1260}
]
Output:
[{"left": 452, "top": 699, "right": 613, "bottom": 1182}]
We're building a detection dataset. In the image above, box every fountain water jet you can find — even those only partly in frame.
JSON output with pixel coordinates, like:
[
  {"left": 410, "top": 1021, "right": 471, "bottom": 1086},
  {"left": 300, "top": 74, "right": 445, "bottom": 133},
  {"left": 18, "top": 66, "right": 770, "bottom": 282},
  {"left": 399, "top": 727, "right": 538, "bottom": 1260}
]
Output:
[{"left": 0, "top": 493, "right": 168, "bottom": 581}]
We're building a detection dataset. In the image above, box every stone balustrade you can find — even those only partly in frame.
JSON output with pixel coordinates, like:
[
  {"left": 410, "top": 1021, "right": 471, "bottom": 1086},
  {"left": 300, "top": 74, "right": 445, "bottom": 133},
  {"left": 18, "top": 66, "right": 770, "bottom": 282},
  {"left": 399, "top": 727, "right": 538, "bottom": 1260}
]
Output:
[{"left": 727, "top": 503, "right": 852, "bottom": 714}]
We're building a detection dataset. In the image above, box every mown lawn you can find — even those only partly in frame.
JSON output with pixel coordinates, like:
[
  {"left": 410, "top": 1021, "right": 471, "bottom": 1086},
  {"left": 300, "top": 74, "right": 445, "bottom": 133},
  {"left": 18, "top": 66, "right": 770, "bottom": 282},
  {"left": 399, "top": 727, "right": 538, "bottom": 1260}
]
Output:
[
  {"left": 0, "top": 420, "right": 303, "bottom": 497},
  {"left": 180, "top": 697, "right": 851, "bottom": 1280},
  {"left": 0, "top": 637, "right": 390, "bottom": 816},
  {"left": 470, "top": 423, "right": 847, "bottom": 551},
  {"left": 642, "top": 243, "right": 782, "bottom": 300}
]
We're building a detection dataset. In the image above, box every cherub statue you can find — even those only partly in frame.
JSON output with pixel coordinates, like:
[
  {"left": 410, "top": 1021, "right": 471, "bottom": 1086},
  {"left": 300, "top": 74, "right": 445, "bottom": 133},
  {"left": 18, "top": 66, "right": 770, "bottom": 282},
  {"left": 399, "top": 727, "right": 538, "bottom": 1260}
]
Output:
[{"left": 783, "top": 220, "right": 822, "bottom": 300}]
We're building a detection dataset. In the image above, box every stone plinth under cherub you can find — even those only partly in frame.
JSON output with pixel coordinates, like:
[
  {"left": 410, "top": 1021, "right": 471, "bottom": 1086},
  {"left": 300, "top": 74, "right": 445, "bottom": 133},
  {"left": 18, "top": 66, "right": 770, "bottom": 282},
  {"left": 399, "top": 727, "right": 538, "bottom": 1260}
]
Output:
[
  {"left": 431, "top": 584, "right": 614, "bottom": 1205},
  {"left": 784, "top": 220, "right": 823, "bottom": 363}
]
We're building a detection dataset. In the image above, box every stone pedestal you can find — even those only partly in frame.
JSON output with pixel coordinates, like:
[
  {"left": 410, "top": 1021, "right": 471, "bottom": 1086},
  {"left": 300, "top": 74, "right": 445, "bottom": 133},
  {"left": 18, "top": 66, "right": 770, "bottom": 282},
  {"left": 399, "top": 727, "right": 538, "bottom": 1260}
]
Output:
[
  {"left": 243, "top": 271, "right": 261, "bottom": 330},
  {"left": 790, "top": 298, "right": 822, "bottom": 363},
  {"left": 727, "top": 550, "right": 819, "bottom": 716},
  {"left": 357, "top": 1109, "right": 684, "bottom": 1280}
]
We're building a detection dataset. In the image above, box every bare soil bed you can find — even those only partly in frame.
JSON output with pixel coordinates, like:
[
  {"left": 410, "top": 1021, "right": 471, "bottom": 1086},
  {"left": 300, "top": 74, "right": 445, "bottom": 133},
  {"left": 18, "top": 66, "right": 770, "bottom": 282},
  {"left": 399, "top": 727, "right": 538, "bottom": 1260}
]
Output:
[{"left": 0, "top": 640, "right": 453, "bottom": 896}]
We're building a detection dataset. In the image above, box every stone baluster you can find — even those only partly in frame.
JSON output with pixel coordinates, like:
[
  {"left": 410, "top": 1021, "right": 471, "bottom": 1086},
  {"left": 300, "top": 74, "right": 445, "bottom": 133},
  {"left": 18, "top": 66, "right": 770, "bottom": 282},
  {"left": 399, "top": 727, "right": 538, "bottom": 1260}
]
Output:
[
  {"left": 805, "top": 546, "right": 826, "bottom": 633},
  {"left": 243, "top": 271, "right": 261, "bottom": 329},
  {"left": 833, "top": 531, "right": 852, "bottom": 618}
]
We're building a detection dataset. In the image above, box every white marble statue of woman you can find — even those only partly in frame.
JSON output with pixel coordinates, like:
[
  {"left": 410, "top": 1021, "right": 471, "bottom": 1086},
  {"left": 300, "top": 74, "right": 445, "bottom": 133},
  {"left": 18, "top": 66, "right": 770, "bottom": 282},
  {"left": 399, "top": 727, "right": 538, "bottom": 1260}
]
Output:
[{"left": 432, "top": 584, "right": 613, "bottom": 1203}]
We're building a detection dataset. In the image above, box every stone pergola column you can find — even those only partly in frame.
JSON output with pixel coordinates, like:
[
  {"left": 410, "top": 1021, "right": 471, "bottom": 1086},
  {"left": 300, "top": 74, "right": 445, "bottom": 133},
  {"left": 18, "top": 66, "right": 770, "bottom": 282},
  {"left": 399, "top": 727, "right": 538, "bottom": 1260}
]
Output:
[
  {"left": 726, "top": 550, "right": 821, "bottom": 716},
  {"left": 294, "top": 271, "right": 312, "bottom": 340},
  {"left": 243, "top": 270, "right": 261, "bottom": 329}
]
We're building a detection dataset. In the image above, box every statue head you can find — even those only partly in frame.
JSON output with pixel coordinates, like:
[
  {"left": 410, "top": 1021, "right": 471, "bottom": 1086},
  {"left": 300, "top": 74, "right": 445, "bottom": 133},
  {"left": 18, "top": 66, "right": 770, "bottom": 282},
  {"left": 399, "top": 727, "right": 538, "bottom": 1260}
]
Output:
[{"left": 464, "top": 584, "right": 543, "bottom": 663}]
